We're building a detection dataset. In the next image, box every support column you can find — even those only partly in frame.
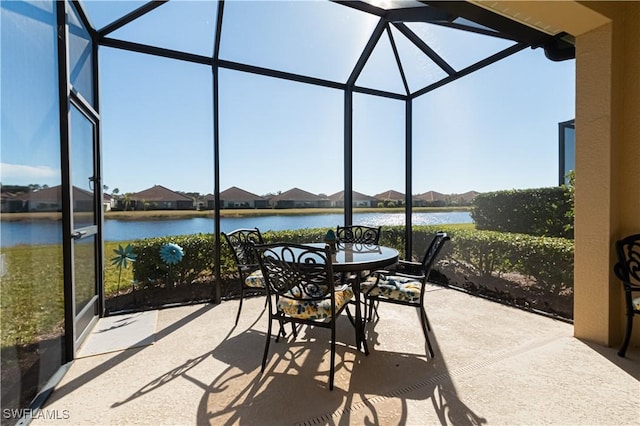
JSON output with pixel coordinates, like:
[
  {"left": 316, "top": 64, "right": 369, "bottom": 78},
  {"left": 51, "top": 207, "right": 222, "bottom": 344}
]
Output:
[
  {"left": 573, "top": 22, "right": 615, "bottom": 344},
  {"left": 572, "top": 1, "right": 640, "bottom": 346},
  {"left": 344, "top": 89, "right": 353, "bottom": 226}
]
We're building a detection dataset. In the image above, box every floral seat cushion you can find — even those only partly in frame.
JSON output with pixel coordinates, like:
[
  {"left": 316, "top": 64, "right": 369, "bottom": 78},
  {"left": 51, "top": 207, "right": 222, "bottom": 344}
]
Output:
[
  {"left": 245, "top": 270, "right": 265, "bottom": 288},
  {"left": 277, "top": 285, "right": 354, "bottom": 320},
  {"left": 361, "top": 275, "right": 422, "bottom": 302}
]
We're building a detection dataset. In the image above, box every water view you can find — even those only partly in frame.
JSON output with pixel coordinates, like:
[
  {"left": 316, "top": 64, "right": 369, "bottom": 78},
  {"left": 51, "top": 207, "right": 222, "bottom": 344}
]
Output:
[{"left": 1, "top": 211, "right": 472, "bottom": 247}]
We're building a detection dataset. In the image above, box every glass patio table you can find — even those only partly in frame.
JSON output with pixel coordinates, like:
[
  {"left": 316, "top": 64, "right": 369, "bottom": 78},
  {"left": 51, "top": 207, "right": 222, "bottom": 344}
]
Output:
[{"left": 305, "top": 242, "right": 399, "bottom": 355}]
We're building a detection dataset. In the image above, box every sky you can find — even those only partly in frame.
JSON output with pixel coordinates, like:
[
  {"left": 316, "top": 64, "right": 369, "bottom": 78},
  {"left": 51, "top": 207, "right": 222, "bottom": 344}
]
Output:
[{"left": 1, "top": 0, "right": 575, "bottom": 198}]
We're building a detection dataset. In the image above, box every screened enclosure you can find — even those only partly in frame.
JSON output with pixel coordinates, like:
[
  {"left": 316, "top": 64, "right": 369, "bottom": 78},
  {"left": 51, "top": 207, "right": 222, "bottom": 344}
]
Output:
[
  {"left": 1, "top": 0, "right": 575, "bottom": 419},
  {"left": 90, "top": 0, "right": 573, "bottom": 266}
]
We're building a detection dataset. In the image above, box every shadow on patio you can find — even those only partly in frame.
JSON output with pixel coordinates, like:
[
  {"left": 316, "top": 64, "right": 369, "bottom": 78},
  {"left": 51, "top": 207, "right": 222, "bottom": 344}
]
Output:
[{"left": 34, "top": 286, "right": 639, "bottom": 425}]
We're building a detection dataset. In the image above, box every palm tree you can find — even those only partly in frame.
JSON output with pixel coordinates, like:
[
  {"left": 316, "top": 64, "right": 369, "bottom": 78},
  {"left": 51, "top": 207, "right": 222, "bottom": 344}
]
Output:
[{"left": 122, "top": 193, "right": 132, "bottom": 211}]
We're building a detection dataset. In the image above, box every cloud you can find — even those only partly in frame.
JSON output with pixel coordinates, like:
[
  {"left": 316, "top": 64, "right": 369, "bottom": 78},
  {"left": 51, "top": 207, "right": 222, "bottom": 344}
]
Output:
[{"left": 1, "top": 163, "right": 60, "bottom": 180}]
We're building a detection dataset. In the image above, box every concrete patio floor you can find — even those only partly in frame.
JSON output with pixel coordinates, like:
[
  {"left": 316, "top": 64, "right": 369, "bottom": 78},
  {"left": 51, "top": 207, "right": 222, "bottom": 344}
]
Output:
[{"left": 34, "top": 285, "right": 639, "bottom": 425}]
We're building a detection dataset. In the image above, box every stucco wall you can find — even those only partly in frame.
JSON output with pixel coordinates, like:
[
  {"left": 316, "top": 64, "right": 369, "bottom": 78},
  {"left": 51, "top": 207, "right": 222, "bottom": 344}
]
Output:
[
  {"left": 614, "top": 4, "right": 640, "bottom": 236},
  {"left": 573, "top": 21, "right": 616, "bottom": 344},
  {"left": 608, "top": 2, "right": 640, "bottom": 346},
  {"left": 573, "top": 2, "right": 640, "bottom": 346},
  {"left": 498, "top": 1, "right": 640, "bottom": 348}
]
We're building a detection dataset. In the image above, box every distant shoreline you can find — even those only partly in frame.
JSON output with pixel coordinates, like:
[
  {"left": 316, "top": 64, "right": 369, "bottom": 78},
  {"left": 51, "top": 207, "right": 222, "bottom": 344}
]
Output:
[{"left": 1, "top": 207, "right": 471, "bottom": 222}]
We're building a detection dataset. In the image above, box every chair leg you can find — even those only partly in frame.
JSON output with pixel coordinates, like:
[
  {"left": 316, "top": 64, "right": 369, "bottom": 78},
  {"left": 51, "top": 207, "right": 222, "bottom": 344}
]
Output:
[
  {"left": 345, "top": 305, "right": 355, "bottom": 326},
  {"left": 235, "top": 286, "right": 245, "bottom": 325},
  {"left": 329, "top": 322, "right": 336, "bottom": 391},
  {"left": 276, "top": 315, "right": 284, "bottom": 342},
  {"left": 261, "top": 318, "right": 273, "bottom": 373},
  {"left": 360, "top": 296, "right": 366, "bottom": 321},
  {"left": 361, "top": 297, "right": 369, "bottom": 322},
  {"left": 367, "top": 299, "right": 379, "bottom": 322},
  {"left": 277, "top": 321, "right": 285, "bottom": 340},
  {"left": 420, "top": 306, "right": 435, "bottom": 358},
  {"left": 618, "top": 312, "right": 634, "bottom": 357}
]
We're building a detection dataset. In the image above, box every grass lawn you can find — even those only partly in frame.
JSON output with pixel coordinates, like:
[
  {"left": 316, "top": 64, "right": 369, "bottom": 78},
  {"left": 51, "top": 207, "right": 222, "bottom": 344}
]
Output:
[
  {"left": 1, "top": 242, "right": 134, "bottom": 348},
  {"left": 2, "top": 221, "right": 474, "bottom": 348},
  {"left": 0, "top": 245, "right": 65, "bottom": 347}
]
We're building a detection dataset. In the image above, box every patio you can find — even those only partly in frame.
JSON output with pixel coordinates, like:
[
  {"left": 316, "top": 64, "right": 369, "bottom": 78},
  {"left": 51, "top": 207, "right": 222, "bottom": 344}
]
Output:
[
  {"left": 3, "top": 1, "right": 640, "bottom": 423},
  {"left": 34, "top": 286, "right": 638, "bottom": 425}
]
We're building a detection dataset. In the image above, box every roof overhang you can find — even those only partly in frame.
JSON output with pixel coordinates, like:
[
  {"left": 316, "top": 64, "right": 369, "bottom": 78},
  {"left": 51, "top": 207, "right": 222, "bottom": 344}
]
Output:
[{"left": 337, "top": 0, "right": 576, "bottom": 61}]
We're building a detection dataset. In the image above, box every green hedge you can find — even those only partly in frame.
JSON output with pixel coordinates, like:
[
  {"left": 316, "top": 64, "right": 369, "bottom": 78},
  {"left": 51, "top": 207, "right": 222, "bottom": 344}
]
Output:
[
  {"left": 378, "top": 225, "right": 573, "bottom": 297},
  {"left": 471, "top": 187, "right": 573, "bottom": 238},
  {"left": 0, "top": 225, "right": 574, "bottom": 348},
  {"left": 129, "top": 225, "right": 573, "bottom": 298},
  {"left": 125, "top": 225, "right": 573, "bottom": 319},
  {"left": 437, "top": 227, "right": 574, "bottom": 295},
  {"left": 131, "top": 234, "right": 217, "bottom": 286},
  {"left": 129, "top": 229, "right": 331, "bottom": 287}
]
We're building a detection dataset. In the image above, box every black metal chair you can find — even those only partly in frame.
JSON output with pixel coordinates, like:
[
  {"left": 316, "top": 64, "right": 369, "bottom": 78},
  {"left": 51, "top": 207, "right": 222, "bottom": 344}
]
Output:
[
  {"left": 613, "top": 233, "right": 640, "bottom": 357},
  {"left": 336, "top": 225, "right": 382, "bottom": 283},
  {"left": 221, "top": 228, "right": 266, "bottom": 325},
  {"left": 336, "top": 225, "right": 382, "bottom": 245},
  {"left": 255, "top": 242, "right": 355, "bottom": 390},
  {"left": 361, "top": 232, "right": 450, "bottom": 358}
]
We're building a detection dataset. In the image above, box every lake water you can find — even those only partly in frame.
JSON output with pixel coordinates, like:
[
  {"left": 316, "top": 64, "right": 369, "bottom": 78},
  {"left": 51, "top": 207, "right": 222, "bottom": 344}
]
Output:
[{"left": 0, "top": 211, "right": 472, "bottom": 247}]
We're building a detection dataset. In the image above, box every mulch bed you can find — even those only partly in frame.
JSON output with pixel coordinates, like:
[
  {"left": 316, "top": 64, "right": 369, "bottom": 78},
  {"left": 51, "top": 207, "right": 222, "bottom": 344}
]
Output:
[
  {"left": 434, "top": 261, "right": 573, "bottom": 321},
  {"left": 106, "top": 266, "right": 573, "bottom": 321},
  {"left": 104, "top": 276, "right": 256, "bottom": 314}
]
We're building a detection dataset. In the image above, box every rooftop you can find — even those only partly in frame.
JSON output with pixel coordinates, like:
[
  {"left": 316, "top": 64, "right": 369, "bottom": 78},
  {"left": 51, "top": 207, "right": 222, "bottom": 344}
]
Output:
[{"left": 35, "top": 286, "right": 639, "bottom": 425}]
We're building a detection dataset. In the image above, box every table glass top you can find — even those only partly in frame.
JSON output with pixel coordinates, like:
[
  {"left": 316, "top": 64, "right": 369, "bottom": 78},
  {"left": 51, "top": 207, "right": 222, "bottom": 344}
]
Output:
[{"left": 305, "top": 242, "right": 398, "bottom": 269}]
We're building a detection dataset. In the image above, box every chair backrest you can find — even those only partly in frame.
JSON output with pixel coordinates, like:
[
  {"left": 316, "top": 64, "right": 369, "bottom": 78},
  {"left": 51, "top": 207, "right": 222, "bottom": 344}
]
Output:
[
  {"left": 222, "top": 228, "right": 265, "bottom": 267},
  {"left": 419, "top": 232, "right": 450, "bottom": 278},
  {"left": 336, "top": 225, "right": 381, "bottom": 245},
  {"left": 614, "top": 233, "right": 640, "bottom": 288},
  {"left": 255, "top": 243, "right": 335, "bottom": 303}
]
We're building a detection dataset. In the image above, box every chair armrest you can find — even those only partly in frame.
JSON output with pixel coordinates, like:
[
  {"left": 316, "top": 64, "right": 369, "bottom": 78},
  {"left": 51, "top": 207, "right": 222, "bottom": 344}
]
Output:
[
  {"left": 370, "top": 269, "right": 391, "bottom": 277},
  {"left": 396, "top": 260, "right": 422, "bottom": 275},
  {"left": 614, "top": 263, "right": 640, "bottom": 292},
  {"left": 393, "top": 272, "right": 426, "bottom": 281},
  {"left": 341, "top": 273, "right": 359, "bottom": 283},
  {"left": 369, "top": 269, "right": 425, "bottom": 281},
  {"left": 239, "top": 263, "right": 260, "bottom": 272},
  {"left": 398, "top": 260, "right": 421, "bottom": 267},
  {"left": 379, "top": 260, "right": 420, "bottom": 273},
  {"left": 614, "top": 263, "right": 626, "bottom": 281}
]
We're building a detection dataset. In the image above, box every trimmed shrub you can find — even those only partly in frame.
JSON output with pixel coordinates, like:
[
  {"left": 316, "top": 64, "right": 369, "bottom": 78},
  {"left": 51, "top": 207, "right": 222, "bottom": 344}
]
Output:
[
  {"left": 130, "top": 225, "right": 573, "bottom": 295},
  {"left": 130, "top": 228, "right": 331, "bottom": 287},
  {"left": 471, "top": 187, "right": 573, "bottom": 238},
  {"left": 126, "top": 224, "right": 574, "bottom": 318},
  {"left": 439, "top": 227, "right": 574, "bottom": 295},
  {"left": 131, "top": 234, "right": 217, "bottom": 286}
]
